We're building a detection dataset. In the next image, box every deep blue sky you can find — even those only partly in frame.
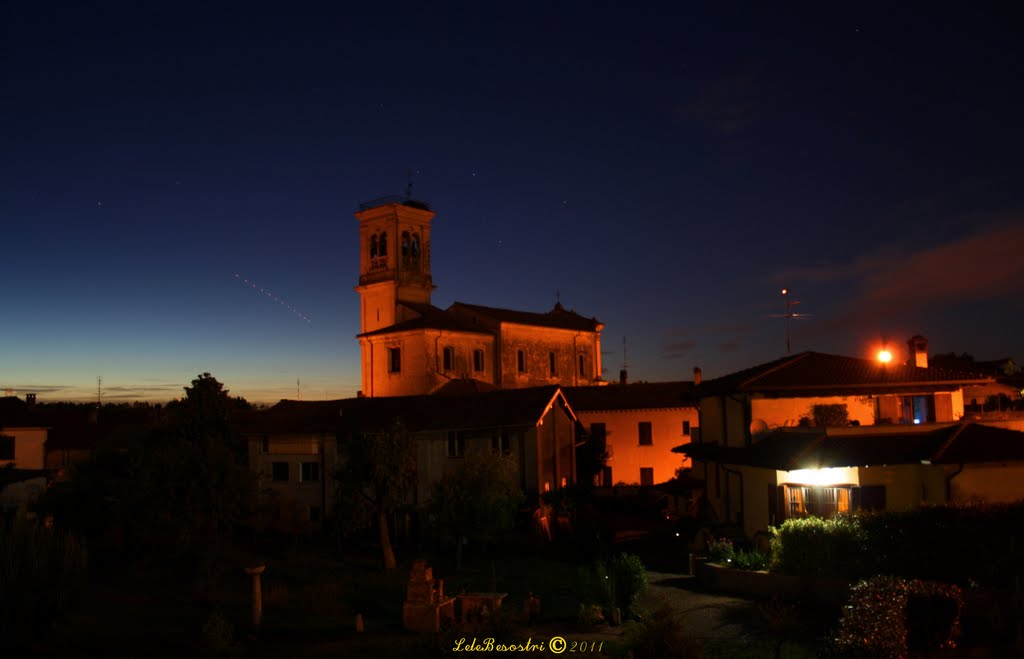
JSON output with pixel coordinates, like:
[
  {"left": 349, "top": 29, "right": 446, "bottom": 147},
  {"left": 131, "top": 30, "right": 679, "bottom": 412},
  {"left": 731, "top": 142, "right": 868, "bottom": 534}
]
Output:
[{"left": 3, "top": 2, "right": 1023, "bottom": 402}]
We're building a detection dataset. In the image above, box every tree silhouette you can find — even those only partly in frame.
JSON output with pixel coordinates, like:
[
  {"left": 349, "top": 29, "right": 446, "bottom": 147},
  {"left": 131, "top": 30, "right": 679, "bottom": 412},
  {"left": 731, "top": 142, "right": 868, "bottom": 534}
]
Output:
[{"left": 335, "top": 420, "right": 416, "bottom": 571}]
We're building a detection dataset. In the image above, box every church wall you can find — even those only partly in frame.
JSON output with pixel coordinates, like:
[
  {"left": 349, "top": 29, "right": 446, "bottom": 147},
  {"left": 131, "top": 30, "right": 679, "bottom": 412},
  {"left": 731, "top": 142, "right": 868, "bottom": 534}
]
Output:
[
  {"left": 499, "top": 324, "right": 601, "bottom": 390},
  {"left": 361, "top": 330, "right": 496, "bottom": 397}
]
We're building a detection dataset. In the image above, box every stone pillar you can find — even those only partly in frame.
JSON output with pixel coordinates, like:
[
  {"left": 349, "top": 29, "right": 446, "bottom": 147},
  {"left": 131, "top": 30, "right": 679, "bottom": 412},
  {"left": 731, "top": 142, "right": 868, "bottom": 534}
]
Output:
[{"left": 245, "top": 565, "right": 266, "bottom": 628}]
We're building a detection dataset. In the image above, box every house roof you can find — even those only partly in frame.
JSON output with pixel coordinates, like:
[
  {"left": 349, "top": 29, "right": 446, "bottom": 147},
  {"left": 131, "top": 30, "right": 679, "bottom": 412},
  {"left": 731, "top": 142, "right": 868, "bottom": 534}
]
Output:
[
  {"left": 698, "top": 351, "right": 993, "bottom": 397},
  {"left": 450, "top": 302, "right": 603, "bottom": 332},
  {"left": 239, "top": 386, "right": 574, "bottom": 436},
  {"left": 564, "top": 382, "right": 697, "bottom": 412},
  {"left": 675, "top": 423, "right": 1024, "bottom": 470}
]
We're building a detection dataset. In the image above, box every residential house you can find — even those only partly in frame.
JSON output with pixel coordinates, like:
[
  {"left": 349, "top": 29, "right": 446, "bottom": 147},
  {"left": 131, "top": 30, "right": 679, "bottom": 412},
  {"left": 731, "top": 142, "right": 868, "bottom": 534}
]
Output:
[
  {"left": 677, "top": 349, "right": 1006, "bottom": 540},
  {"left": 564, "top": 381, "right": 698, "bottom": 487},
  {"left": 240, "top": 385, "right": 579, "bottom": 527}
]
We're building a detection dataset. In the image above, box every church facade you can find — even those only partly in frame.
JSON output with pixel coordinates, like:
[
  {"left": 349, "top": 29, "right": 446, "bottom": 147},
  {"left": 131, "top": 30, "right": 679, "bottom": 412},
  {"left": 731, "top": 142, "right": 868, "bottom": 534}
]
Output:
[{"left": 355, "top": 197, "right": 605, "bottom": 397}]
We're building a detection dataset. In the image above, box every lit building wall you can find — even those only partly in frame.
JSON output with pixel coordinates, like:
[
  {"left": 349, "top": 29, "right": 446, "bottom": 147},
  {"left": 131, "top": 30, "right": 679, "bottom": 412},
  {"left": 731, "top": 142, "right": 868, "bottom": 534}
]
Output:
[
  {"left": 576, "top": 407, "right": 697, "bottom": 486},
  {"left": 0, "top": 427, "right": 47, "bottom": 470},
  {"left": 950, "top": 464, "right": 1024, "bottom": 503},
  {"left": 750, "top": 395, "right": 876, "bottom": 429}
]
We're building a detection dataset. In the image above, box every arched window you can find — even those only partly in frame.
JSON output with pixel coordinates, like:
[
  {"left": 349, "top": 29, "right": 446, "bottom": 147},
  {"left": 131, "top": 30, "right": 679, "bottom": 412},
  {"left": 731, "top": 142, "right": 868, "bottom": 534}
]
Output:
[
  {"left": 401, "top": 232, "right": 411, "bottom": 258},
  {"left": 370, "top": 234, "right": 378, "bottom": 258},
  {"left": 411, "top": 233, "right": 420, "bottom": 259},
  {"left": 379, "top": 232, "right": 388, "bottom": 256}
]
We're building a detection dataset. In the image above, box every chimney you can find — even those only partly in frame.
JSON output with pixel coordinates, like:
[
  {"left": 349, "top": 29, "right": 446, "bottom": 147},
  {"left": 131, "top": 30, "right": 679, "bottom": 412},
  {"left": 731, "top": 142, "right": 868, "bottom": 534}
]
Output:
[
  {"left": 693, "top": 367, "right": 702, "bottom": 386},
  {"left": 619, "top": 369, "right": 628, "bottom": 385},
  {"left": 907, "top": 335, "right": 929, "bottom": 368}
]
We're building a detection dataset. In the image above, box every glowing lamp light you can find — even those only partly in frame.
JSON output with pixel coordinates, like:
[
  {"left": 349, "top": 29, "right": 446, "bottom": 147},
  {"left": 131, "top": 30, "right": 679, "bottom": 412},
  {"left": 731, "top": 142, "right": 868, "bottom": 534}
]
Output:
[
  {"left": 785, "top": 467, "right": 856, "bottom": 486},
  {"left": 877, "top": 349, "right": 893, "bottom": 364}
]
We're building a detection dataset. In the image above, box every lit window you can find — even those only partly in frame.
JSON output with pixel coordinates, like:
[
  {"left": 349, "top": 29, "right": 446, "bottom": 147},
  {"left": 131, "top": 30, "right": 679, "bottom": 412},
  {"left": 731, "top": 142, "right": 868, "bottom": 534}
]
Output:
[
  {"left": 473, "top": 349, "right": 484, "bottom": 372},
  {"left": 638, "top": 422, "right": 653, "bottom": 446},
  {"left": 517, "top": 350, "right": 525, "bottom": 373},
  {"left": 388, "top": 347, "right": 401, "bottom": 373},
  {"left": 785, "top": 485, "right": 851, "bottom": 518},
  {"left": 300, "top": 462, "right": 319, "bottom": 482},
  {"left": 271, "top": 462, "right": 289, "bottom": 481},
  {"left": 443, "top": 346, "right": 454, "bottom": 371}
]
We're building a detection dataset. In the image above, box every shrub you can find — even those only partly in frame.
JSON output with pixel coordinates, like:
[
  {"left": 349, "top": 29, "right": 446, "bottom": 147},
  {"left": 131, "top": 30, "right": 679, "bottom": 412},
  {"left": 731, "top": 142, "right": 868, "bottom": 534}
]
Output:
[
  {"left": 0, "top": 519, "right": 87, "bottom": 643},
  {"left": 625, "top": 601, "right": 701, "bottom": 659},
  {"left": 707, "top": 536, "right": 735, "bottom": 563},
  {"left": 611, "top": 553, "right": 648, "bottom": 614},
  {"left": 834, "top": 576, "right": 962, "bottom": 658},
  {"left": 769, "top": 515, "right": 866, "bottom": 579},
  {"left": 733, "top": 549, "right": 769, "bottom": 571}
]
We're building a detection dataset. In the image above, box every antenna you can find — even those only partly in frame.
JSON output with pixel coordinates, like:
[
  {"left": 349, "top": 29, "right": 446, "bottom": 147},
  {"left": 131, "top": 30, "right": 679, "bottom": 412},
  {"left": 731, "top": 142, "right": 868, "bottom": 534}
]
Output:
[
  {"left": 555, "top": 289, "right": 562, "bottom": 307},
  {"left": 769, "top": 288, "right": 812, "bottom": 353},
  {"left": 622, "top": 336, "right": 630, "bottom": 372},
  {"left": 97, "top": 376, "right": 102, "bottom": 407}
]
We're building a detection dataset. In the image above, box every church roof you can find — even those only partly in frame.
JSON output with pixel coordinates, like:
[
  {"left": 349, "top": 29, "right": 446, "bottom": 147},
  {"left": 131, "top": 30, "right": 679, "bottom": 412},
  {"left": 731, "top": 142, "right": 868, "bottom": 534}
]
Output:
[
  {"left": 564, "top": 382, "right": 697, "bottom": 411},
  {"left": 698, "top": 352, "right": 993, "bottom": 397},
  {"left": 450, "top": 302, "right": 602, "bottom": 332},
  {"left": 357, "top": 304, "right": 489, "bottom": 338}
]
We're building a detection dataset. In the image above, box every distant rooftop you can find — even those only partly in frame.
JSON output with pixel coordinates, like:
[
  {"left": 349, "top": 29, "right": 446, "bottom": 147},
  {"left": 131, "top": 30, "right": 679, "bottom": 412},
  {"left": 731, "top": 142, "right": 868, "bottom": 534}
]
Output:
[{"left": 358, "top": 195, "right": 431, "bottom": 211}]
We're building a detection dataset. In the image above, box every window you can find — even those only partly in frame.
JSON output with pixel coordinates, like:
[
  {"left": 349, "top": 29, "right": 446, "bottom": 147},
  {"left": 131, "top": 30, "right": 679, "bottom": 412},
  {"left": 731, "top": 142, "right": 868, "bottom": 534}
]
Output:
[
  {"left": 682, "top": 421, "right": 691, "bottom": 436},
  {"left": 411, "top": 233, "right": 420, "bottom": 258},
  {"left": 638, "top": 421, "right": 653, "bottom": 445},
  {"left": 491, "top": 431, "right": 510, "bottom": 454},
  {"left": 473, "top": 349, "right": 484, "bottom": 372},
  {"left": 300, "top": 462, "right": 320, "bottom": 482},
  {"left": 0, "top": 435, "right": 13, "bottom": 460},
  {"left": 785, "top": 485, "right": 851, "bottom": 518},
  {"left": 447, "top": 431, "right": 465, "bottom": 458},
  {"left": 370, "top": 234, "right": 378, "bottom": 258},
  {"left": 401, "top": 231, "right": 410, "bottom": 258},
  {"left": 388, "top": 347, "right": 401, "bottom": 373},
  {"left": 640, "top": 467, "right": 654, "bottom": 486},
  {"left": 379, "top": 232, "right": 387, "bottom": 255},
  {"left": 443, "top": 346, "right": 454, "bottom": 371},
  {"left": 517, "top": 350, "right": 525, "bottom": 373},
  {"left": 271, "top": 462, "right": 289, "bottom": 481},
  {"left": 899, "top": 395, "right": 935, "bottom": 425},
  {"left": 549, "top": 352, "right": 556, "bottom": 376},
  {"left": 579, "top": 354, "right": 585, "bottom": 377},
  {"left": 590, "top": 423, "right": 607, "bottom": 453}
]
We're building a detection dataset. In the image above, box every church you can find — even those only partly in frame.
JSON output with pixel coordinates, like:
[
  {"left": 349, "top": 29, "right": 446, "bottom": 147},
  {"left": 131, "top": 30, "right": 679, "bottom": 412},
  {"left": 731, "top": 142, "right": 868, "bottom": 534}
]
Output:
[{"left": 354, "top": 196, "right": 606, "bottom": 397}]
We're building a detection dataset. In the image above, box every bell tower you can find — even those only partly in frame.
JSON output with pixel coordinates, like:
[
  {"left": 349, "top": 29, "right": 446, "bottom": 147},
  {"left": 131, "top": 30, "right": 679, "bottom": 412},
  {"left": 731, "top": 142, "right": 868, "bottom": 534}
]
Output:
[{"left": 354, "top": 197, "right": 436, "bottom": 334}]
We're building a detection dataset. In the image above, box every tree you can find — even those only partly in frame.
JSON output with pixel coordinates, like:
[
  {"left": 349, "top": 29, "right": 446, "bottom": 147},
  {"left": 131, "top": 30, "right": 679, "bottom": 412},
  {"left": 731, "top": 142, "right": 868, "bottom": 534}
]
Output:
[
  {"left": 432, "top": 451, "right": 524, "bottom": 569},
  {"left": 334, "top": 420, "right": 417, "bottom": 571}
]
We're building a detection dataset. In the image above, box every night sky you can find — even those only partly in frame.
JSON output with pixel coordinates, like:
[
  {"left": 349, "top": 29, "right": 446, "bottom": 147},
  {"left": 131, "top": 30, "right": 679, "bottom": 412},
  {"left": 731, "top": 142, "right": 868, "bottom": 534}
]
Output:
[{"left": 3, "top": 2, "right": 1023, "bottom": 403}]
